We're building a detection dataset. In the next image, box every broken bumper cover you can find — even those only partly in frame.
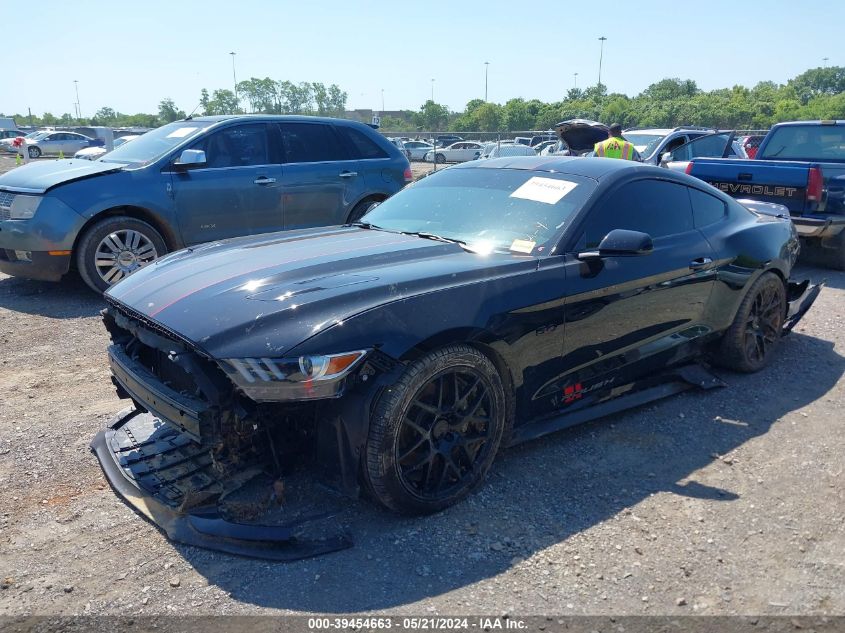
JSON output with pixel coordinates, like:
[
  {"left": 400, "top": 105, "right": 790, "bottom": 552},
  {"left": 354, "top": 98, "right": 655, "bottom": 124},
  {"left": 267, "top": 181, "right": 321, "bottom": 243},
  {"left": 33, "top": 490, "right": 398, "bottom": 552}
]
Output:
[
  {"left": 784, "top": 279, "right": 823, "bottom": 333},
  {"left": 90, "top": 407, "right": 352, "bottom": 561}
]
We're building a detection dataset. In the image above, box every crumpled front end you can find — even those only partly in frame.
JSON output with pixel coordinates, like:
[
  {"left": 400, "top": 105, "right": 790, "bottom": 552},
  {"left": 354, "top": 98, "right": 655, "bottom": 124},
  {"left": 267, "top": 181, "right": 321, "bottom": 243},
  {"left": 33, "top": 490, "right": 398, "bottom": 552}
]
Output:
[{"left": 89, "top": 299, "right": 392, "bottom": 560}]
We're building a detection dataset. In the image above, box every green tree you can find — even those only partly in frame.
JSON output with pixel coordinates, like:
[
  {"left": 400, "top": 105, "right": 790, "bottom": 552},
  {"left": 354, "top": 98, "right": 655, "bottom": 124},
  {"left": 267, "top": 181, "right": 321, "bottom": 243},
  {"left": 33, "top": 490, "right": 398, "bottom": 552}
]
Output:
[
  {"left": 158, "top": 98, "right": 185, "bottom": 123},
  {"left": 205, "top": 89, "right": 240, "bottom": 115},
  {"left": 413, "top": 100, "right": 449, "bottom": 130},
  {"left": 789, "top": 66, "right": 845, "bottom": 104},
  {"left": 327, "top": 84, "right": 348, "bottom": 115}
]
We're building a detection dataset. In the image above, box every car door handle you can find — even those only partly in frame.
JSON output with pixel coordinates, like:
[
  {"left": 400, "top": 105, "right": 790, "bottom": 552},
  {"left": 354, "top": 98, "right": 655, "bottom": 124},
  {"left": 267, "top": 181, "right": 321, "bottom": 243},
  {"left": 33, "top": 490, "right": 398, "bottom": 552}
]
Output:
[
  {"left": 339, "top": 171, "right": 358, "bottom": 178},
  {"left": 253, "top": 176, "right": 276, "bottom": 185},
  {"left": 689, "top": 257, "right": 713, "bottom": 270}
]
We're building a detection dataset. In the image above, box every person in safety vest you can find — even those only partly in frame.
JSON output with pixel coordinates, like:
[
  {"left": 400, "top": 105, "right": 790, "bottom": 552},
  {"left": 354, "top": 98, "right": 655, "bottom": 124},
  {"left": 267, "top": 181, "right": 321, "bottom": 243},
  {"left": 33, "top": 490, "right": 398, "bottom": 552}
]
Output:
[{"left": 594, "top": 123, "right": 641, "bottom": 161}]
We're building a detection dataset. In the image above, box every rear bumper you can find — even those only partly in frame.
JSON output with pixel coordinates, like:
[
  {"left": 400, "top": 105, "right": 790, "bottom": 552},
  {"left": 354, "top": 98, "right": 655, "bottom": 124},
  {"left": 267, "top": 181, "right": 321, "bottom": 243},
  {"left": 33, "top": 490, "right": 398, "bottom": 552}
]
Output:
[
  {"left": 0, "top": 250, "right": 70, "bottom": 281},
  {"left": 784, "top": 279, "right": 823, "bottom": 333},
  {"left": 792, "top": 215, "right": 845, "bottom": 238},
  {"left": 91, "top": 407, "right": 353, "bottom": 561}
]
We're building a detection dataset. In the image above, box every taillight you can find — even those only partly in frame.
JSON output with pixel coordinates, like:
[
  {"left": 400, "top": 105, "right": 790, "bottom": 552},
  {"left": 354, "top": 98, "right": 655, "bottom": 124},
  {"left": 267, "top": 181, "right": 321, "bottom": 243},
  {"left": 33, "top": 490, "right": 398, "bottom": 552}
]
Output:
[
  {"left": 685, "top": 161, "right": 694, "bottom": 175},
  {"left": 807, "top": 166, "right": 823, "bottom": 204},
  {"left": 403, "top": 167, "right": 413, "bottom": 183}
]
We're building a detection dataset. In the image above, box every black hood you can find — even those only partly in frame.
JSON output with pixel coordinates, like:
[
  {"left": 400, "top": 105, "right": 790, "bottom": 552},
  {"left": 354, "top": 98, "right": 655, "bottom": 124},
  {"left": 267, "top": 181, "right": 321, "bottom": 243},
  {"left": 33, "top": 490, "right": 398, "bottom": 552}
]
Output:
[
  {"left": 554, "top": 119, "right": 610, "bottom": 152},
  {"left": 106, "top": 226, "right": 531, "bottom": 359}
]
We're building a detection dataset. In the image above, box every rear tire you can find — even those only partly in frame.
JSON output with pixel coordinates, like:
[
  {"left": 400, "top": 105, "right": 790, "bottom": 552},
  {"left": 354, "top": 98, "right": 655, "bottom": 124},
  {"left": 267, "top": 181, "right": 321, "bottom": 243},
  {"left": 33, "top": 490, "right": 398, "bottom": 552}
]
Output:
[
  {"left": 76, "top": 216, "right": 167, "bottom": 293},
  {"left": 714, "top": 272, "right": 786, "bottom": 372},
  {"left": 364, "top": 345, "right": 510, "bottom": 515}
]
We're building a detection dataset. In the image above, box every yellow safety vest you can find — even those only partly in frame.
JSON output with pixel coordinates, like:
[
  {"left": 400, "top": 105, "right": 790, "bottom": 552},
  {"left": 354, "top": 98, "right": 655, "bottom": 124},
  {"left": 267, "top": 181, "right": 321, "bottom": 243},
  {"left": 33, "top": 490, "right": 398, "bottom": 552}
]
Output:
[{"left": 594, "top": 136, "right": 637, "bottom": 160}]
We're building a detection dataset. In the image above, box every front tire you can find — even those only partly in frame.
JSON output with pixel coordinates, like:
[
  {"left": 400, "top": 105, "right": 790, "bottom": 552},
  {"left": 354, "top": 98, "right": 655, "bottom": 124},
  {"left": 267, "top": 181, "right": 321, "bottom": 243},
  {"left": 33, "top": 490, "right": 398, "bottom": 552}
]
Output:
[
  {"left": 28, "top": 146, "right": 41, "bottom": 158},
  {"left": 435, "top": 153, "right": 446, "bottom": 164},
  {"left": 346, "top": 199, "right": 380, "bottom": 224},
  {"left": 364, "top": 345, "right": 510, "bottom": 515},
  {"left": 76, "top": 216, "right": 167, "bottom": 293},
  {"left": 715, "top": 272, "right": 786, "bottom": 372}
]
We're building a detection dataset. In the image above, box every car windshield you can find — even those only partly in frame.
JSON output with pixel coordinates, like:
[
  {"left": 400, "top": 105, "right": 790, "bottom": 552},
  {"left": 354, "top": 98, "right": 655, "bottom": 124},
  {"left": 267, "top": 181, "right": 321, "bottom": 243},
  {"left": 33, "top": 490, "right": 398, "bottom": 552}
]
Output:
[
  {"left": 360, "top": 167, "right": 596, "bottom": 253},
  {"left": 99, "top": 121, "right": 212, "bottom": 167},
  {"left": 623, "top": 133, "right": 664, "bottom": 157},
  {"left": 29, "top": 132, "right": 50, "bottom": 141},
  {"left": 759, "top": 125, "right": 845, "bottom": 162}
]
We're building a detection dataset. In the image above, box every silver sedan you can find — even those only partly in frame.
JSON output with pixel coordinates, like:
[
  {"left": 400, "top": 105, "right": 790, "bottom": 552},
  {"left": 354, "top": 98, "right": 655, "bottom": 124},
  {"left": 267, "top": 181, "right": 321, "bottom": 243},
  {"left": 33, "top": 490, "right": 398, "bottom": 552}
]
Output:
[{"left": 23, "top": 131, "right": 94, "bottom": 158}]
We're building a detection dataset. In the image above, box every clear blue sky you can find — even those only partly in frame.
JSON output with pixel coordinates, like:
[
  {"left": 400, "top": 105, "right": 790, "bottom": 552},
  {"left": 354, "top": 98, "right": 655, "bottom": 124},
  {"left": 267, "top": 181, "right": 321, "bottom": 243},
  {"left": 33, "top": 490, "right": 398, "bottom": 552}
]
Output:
[{"left": 3, "top": 0, "right": 841, "bottom": 118}]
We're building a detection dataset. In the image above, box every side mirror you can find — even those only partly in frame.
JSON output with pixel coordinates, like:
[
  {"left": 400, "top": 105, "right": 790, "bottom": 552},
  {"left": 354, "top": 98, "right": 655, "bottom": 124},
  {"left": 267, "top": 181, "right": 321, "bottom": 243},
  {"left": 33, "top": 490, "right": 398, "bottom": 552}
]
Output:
[
  {"left": 174, "top": 149, "right": 207, "bottom": 170},
  {"left": 660, "top": 151, "right": 672, "bottom": 166},
  {"left": 577, "top": 229, "right": 654, "bottom": 260}
]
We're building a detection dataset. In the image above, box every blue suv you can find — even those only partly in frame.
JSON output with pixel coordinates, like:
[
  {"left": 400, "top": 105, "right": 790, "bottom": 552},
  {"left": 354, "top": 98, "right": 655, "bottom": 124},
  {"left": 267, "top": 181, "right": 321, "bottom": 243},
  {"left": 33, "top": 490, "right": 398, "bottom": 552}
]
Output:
[{"left": 0, "top": 115, "right": 411, "bottom": 292}]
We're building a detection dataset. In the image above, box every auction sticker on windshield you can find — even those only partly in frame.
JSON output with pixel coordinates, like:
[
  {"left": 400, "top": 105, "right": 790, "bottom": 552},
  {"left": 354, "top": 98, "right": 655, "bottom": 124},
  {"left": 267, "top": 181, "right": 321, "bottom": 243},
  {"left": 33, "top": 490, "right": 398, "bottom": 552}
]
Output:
[
  {"left": 166, "top": 127, "right": 199, "bottom": 138},
  {"left": 510, "top": 239, "right": 536, "bottom": 254},
  {"left": 510, "top": 176, "right": 577, "bottom": 205}
]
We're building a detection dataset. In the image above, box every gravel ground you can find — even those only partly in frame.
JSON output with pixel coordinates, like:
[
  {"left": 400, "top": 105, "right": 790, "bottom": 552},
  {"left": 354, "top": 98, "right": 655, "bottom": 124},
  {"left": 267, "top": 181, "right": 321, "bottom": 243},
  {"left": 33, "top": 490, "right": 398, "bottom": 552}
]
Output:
[{"left": 0, "top": 153, "right": 843, "bottom": 617}]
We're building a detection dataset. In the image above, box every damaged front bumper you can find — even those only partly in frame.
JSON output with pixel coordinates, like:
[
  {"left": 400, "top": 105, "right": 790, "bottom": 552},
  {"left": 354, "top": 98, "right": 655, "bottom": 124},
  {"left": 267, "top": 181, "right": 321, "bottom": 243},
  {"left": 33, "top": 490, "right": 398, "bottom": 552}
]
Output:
[{"left": 91, "top": 407, "right": 352, "bottom": 561}]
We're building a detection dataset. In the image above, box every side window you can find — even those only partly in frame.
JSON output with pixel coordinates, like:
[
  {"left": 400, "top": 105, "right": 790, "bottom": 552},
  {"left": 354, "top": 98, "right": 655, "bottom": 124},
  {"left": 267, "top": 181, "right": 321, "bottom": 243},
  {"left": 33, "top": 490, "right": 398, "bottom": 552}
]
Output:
[
  {"left": 663, "top": 135, "right": 688, "bottom": 154},
  {"left": 582, "top": 179, "right": 694, "bottom": 248},
  {"left": 336, "top": 126, "right": 388, "bottom": 160},
  {"left": 192, "top": 124, "right": 269, "bottom": 168},
  {"left": 671, "top": 133, "right": 731, "bottom": 162},
  {"left": 278, "top": 123, "right": 347, "bottom": 163},
  {"left": 689, "top": 188, "right": 727, "bottom": 228}
]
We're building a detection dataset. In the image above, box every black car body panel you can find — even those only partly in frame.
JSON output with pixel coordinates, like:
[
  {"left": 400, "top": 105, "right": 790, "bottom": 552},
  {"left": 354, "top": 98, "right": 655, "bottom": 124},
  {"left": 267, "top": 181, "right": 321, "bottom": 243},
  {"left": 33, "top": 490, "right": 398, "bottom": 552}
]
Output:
[{"left": 94, "top": 157, "right": 819, "bottom": 559}]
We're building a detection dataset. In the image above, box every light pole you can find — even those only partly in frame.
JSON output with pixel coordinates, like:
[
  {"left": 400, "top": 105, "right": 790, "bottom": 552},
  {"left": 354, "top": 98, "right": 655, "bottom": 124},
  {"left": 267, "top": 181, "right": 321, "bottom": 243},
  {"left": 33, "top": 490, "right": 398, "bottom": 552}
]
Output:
[
  {"left": 431, "top": 78, "right": 435, "bottom": 103},
  {"left": 381, "top": 88, "right": 385, "bottom": 113},
  {"left": 823, "top": 57, "right": 829, "bottom": 66},
  {"left": 574, "top": 72, "right": 578, "bottom": 90},
  {"left": 484, "top": 61, "right": 489, "bottom": 101},
  {"left": 597, "top": 36, "right": 607, "bottom": 88},
  {"left": 73, "top": 80, "right": 81, "bottom": 120},
  {"left": 229, "top": 52, "right": 238, "bottom": 112}
]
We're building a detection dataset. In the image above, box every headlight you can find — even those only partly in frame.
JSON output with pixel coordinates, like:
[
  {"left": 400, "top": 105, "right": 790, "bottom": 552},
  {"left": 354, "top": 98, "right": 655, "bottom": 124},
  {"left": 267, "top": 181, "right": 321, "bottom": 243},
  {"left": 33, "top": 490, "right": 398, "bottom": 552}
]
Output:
[
  {"left": 9, "top": 195, "right": 42, "bottom": 220},
  {"left": 220, "top": 350, "right": 368, "bottom": 401}
]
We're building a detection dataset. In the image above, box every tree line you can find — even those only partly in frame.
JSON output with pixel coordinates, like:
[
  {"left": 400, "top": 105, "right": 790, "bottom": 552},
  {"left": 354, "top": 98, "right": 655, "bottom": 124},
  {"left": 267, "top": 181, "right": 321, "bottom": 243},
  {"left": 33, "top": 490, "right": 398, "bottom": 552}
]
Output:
[
  {"left": 387, "top": 66, "right": 845, "bottom": 132},
  {"left": 3, "top": 66, "right": 842, "bottom": 132}
]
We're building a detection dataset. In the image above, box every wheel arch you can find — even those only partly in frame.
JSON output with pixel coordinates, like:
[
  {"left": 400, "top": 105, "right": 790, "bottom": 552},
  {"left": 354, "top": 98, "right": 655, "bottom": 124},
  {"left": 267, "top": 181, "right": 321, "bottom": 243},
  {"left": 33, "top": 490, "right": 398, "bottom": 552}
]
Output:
[
  {"left": 72, "top": 206, "right": 181, "bottom": 262},
  {"left": 345, "top": 193, "right": 389, "bottom": 224},
  {"left": 398, "top": 328, "right": 517, "bottom": 418}
]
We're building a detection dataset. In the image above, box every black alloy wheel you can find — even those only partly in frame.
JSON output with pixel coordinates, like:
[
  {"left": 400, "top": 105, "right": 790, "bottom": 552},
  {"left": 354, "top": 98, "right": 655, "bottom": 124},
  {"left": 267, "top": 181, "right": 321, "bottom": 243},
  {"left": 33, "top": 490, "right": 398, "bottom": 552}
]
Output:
[
  {"left": 364, "top": 345, "right": 510, "bottom": 514},
  {"left": 396, "top": 367, "right": 495, "bottom": 500},
  {"left": 716, "top": 272, "right": 786, "bottom": 372}
]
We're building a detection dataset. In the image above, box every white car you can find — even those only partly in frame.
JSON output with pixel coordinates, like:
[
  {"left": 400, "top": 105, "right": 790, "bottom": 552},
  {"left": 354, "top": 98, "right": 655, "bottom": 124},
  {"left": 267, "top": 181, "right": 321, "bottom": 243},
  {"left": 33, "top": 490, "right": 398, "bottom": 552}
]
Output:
[
  {"left": 478, "top": 143, "right": 537, "bottom": 160},
  {"left": 424, "top": 141, "right": 484, "bottom": 164},
  {"left": 73, "top": 135, "right": 139, "bottom": 160},
  {"left": 403, "top": 140, "right": 434, "bottom": 161}
]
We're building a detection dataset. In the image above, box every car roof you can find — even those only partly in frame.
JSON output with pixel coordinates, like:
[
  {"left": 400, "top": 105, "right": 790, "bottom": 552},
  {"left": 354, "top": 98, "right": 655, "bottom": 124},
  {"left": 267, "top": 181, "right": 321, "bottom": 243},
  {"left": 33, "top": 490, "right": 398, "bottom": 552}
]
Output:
[
  {"left": 451, "top": 155, "right": 665, "bottom": 180},
  {"left": 773, "top": 120, "right": 845, "bottom": 127},
  {"left": 624, "top": 129, "right": 673, "bottom": 135},
  {"left": 185, "top": 114, "right": 365, "bottom": 125}
]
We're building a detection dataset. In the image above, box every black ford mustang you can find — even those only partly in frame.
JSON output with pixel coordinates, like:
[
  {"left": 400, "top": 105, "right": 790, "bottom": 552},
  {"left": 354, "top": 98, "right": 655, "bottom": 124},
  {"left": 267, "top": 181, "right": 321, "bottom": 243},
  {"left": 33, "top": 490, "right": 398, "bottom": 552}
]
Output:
[{"left": 93, "top": 157, "right": 819, "bottom": 559}]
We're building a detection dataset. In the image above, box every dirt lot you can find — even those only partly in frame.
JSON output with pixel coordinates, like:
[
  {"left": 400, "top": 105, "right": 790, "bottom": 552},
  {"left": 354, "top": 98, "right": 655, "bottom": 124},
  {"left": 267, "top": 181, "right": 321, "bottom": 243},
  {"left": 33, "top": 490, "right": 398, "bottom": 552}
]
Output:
[{"left": 0, "top": 153, "right": 843, "bottom": 617}]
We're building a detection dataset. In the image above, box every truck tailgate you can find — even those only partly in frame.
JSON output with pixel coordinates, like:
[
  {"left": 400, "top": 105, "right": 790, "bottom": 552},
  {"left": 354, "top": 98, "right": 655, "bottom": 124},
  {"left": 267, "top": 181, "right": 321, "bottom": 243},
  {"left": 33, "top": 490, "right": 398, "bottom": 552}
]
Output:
[{"left": 689, "top": 158, "right": 814, "bottom": 211}]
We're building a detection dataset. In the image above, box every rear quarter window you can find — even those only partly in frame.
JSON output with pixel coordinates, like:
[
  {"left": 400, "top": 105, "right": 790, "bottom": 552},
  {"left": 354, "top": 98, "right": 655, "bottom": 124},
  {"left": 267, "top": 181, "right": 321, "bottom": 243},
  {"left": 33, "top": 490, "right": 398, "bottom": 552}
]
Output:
[
  {"left": 689, "top": 188, "right": 727, "bottom": 227},
  {"left": 338, "top": 126, "right": 389, "bottom": 159}
]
